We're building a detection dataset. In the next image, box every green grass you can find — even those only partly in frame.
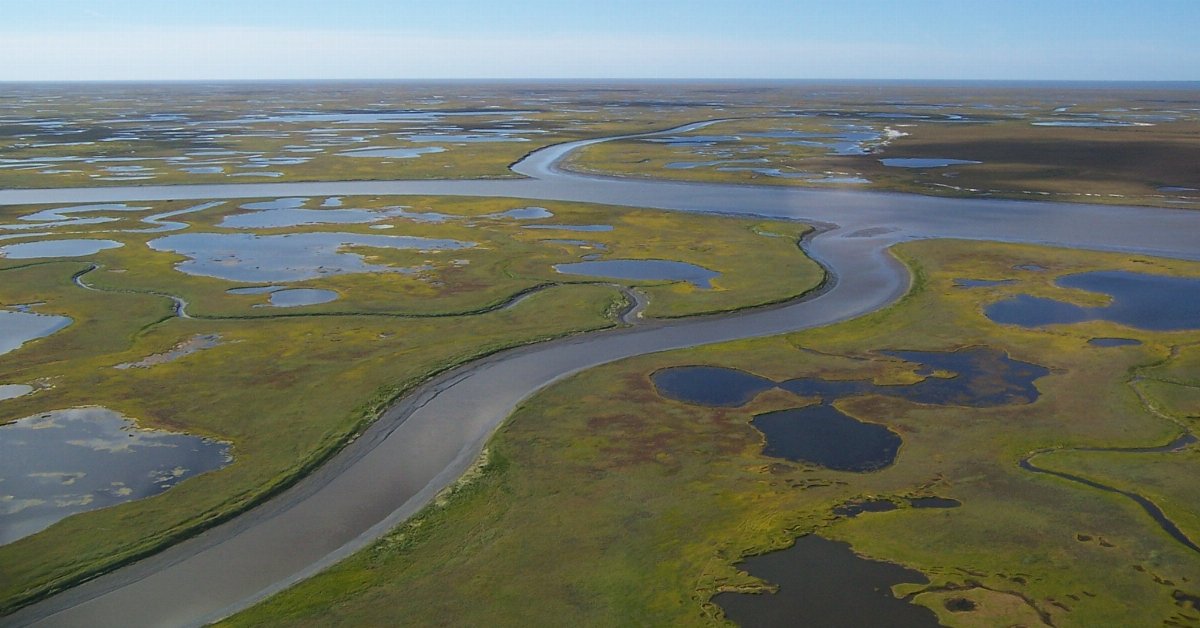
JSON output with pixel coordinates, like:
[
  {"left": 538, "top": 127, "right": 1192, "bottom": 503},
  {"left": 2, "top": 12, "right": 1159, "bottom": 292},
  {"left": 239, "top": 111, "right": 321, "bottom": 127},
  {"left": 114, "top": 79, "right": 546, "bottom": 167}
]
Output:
[
  {"left": 0, "top": 196, "right": 822, "bottom": 613},
  {"left": 224, "top": 239, "right": 1200, "bottom": 627}
]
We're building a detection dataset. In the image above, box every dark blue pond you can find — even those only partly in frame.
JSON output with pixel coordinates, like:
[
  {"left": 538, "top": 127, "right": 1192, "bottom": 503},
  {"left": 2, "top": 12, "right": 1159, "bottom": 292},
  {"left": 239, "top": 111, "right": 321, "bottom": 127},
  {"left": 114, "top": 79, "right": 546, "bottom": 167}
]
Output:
[
  {"left": 714, "top": 535, "right": 938, "bottom": 628},
  {"left": 652, "top": 347, "right": 1047, "bottom": 471},
  {"left": 753, "top": 406, "right": 900, "bottom": 471},
  {"left": 649, "top": 366, "right": 774, "bottom": 407},
  {"left": 986, "top": 271, "right": 1200, "bottom": 331}
]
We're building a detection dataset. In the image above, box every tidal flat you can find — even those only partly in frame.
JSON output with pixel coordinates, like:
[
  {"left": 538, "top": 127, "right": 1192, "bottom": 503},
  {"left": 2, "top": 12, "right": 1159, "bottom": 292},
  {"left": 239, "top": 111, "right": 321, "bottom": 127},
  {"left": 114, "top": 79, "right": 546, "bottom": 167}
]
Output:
[{"left": 225, "top": 239, "right": 1200, "bottom": 627}]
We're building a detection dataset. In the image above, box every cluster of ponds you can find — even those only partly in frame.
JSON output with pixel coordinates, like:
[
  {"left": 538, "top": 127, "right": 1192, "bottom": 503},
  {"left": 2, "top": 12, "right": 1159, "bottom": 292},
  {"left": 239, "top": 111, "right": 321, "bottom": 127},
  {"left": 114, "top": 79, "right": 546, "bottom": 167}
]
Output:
[
  {"left": 647, "top": 123, "right": 908, "bottom": 183},
  {"left": 652, "top": 347, "right": 1048, "bottom": 471},
  {"left": 980, "top": 270, "right": 1200, "bottom": 331},
  {"left": 0, "top": 407, "right": 231, "bottom": 545},
  {"left": 1, "top": 107, "right": 544, "bottom": 183}
]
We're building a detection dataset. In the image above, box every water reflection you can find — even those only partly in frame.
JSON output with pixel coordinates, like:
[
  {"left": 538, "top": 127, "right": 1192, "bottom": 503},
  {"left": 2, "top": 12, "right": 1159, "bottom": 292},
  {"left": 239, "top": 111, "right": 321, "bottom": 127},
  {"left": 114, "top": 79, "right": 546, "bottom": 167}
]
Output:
[
  {"left": 554, "top": 259, "right": 719, "bottom": 288},
  {"left": 0, "top": 239, "right": 123, "bottom": 259},
  {"left": 0, "top": 309, "right": 72, "bottom": 356},
  {"left": 147, "top": 232, "right": 473, "bottom": 282},
  {"left": 986, "top": 271, "right": 1200, "bottom": 331},
  {"left": 0, "top": 407, "right": 231, "bottom": 545}
]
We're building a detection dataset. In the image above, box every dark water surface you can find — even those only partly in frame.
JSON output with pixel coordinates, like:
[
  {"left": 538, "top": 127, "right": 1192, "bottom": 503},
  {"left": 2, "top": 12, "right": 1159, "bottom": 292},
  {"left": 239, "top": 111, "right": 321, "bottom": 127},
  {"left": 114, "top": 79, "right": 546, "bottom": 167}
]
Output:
[
  {"left": 714, "top": 535, "right": 938, "bottom": 628},
  {"left": 653, "top": 347, "right": 1046, "bottom": 470},
  {"left": 753, "top": 405, "right": 901, "bottom": 471},
  {"left": 986, "top": 271, "right": 1200, "bottom": 330}
]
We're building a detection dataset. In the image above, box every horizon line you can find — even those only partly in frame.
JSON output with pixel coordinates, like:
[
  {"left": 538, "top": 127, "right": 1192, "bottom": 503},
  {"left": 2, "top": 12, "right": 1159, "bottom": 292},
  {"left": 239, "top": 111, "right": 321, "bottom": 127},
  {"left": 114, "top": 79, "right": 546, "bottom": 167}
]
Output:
[{"left": 2, "top": 77, "right": 1198, "bottom": 85}]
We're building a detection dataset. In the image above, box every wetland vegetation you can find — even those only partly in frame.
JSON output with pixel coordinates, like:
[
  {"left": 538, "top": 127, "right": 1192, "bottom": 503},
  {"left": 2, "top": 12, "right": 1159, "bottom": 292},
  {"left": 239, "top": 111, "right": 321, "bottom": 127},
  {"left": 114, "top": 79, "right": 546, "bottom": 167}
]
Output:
[
  {"left": 0, "top": 193, "right": 820, "bottom": 612},
  {"left": 2, "top": 80, "right": 1199, "bottom": 627},
  {"left": 225, "top": 239, "right": 1200, "bottom": 627}
]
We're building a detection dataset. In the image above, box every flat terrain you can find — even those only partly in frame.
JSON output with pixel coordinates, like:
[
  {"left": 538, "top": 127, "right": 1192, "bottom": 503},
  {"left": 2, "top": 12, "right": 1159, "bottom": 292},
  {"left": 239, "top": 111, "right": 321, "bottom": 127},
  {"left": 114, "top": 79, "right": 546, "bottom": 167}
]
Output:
[
  {"left": 225, "top": 239, "right": 1200, "bottom": 627},
  {"left": 1, "top": 81, "right": 1198, "bottom": 627},
  {"left": 0, "top": 195, "right": 821, "bottom": 613}
]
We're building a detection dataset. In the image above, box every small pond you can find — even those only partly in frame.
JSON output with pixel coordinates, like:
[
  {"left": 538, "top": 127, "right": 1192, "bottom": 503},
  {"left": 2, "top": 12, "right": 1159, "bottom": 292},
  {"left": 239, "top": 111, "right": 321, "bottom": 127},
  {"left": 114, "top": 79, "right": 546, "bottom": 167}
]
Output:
[
  {"left": 19, "top": 203, "right": 149, "bottom": 223},
  {"left": 0, "top": 407, "right": 231, "bottom": 545},
  {"left": 0, "top": 384, "right": 34, "bottom": 401},
  {"left": 337, "top": 146, "right": 446, "bottom": 159},
  {"left": 554, "top": 259, "right": 719, "bottom": 288},
  {"left": 752, "top": 405, "right": 901, "bottom": 471},
  {"left": 489, "top": 206, "right": 553, "bottom": 220},
  {"left": 985, "top": 271, "right": 1200, "bottom": 331},
  {"left": 0, "top": 309, "right": 72, "bottom": 356},
  {"left": 713, "top": 535, "right": 938, "bottom": 628},
  {"left": 265, "top": 288, "right": 339, "bottom": 307},
  {"left": 147, "top": 232, "right": 473, "bottom": 282},
  {"left": 219, "top": 204, "right": 385, "bottom": 229},
  {"left": 114, "top": 334, "right": 222, "bottom": 369},
  {"left": 0, "top": 239, "right": 123, "bottom": 259}
]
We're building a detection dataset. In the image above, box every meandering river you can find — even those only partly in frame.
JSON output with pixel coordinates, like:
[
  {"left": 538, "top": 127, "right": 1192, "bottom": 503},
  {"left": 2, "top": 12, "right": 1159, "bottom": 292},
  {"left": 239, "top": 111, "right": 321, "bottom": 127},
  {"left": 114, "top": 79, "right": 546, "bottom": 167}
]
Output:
[{"left": 6, "top": 123, "right": 1200, "bottom": 627}]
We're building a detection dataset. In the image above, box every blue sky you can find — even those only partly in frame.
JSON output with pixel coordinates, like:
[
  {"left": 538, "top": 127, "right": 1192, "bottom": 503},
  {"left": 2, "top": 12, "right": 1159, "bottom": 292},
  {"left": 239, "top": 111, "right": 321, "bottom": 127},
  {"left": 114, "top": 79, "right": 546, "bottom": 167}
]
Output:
[{"left": 2, "top": 0, "right": 1197, "bottom": 81}]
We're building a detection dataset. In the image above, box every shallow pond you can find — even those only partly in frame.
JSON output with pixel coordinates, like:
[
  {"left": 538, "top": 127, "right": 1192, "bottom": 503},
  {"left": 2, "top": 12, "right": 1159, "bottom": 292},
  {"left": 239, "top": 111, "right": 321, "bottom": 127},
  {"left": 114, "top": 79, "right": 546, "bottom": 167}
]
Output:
[
  {"left": 219, "top": 201, "right": 385, "bottom": 229},
  {"left": 752, "top": 405, "right": 901, "bottom": 471},
  {"left": 114, "top": 334, "right": 222, "bottom": 369},
  {"left": 19, "top": 203, "right": 149, "bottom": 223},
  {"left": 0, "top": 384, "right": 34, "bottom": 401},
  {"left": 148, "top": 232, "right": 473, "bottom": 282},
  {"left": 986, "top": 271, "right": 1200, "bottom": 331},
  {"left": 489, "top": 206, "right": 553, "bottom": 220},
  {"left": 405, "top": 133, "right": 529, "bottom": 143},
  {"left": 337, "top": 146, "right": 446, "bottom": 159},
  {"left": 0, "top": 309, "right": 72, "bottom": 356},
  {"left": 554, "top": 259, "right": 719, "bottom": 288},
  {"left": 0, "top": 239, "right": 123, "bottom": 259},
  {"left": 0, "top": 407, "right": 230, "bottom": 545},
  {"left": 713, "top": 535, "right": 938, "bottom": 627},
  {"left": 264, "top": 288, "right": 339, "bottom": 307}
]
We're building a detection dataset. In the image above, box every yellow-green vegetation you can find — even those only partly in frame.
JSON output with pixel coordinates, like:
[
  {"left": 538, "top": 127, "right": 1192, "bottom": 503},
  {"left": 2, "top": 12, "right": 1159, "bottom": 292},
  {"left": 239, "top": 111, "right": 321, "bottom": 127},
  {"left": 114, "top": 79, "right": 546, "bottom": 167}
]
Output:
[
  {"left": 568, "top": 116, "right": 1200, "bottom": 210},
  {"left": 0, "top": 82, "right": 737, "bottom": 188},
  {"left": 0, "top": 197, "right": 821, "bottom": 613},
  {"left": 6, "top": 196, "right": 819, "bottom": 319},
  {"left": 226, "top": 239, "right": 1200, "bottom": 627}
]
